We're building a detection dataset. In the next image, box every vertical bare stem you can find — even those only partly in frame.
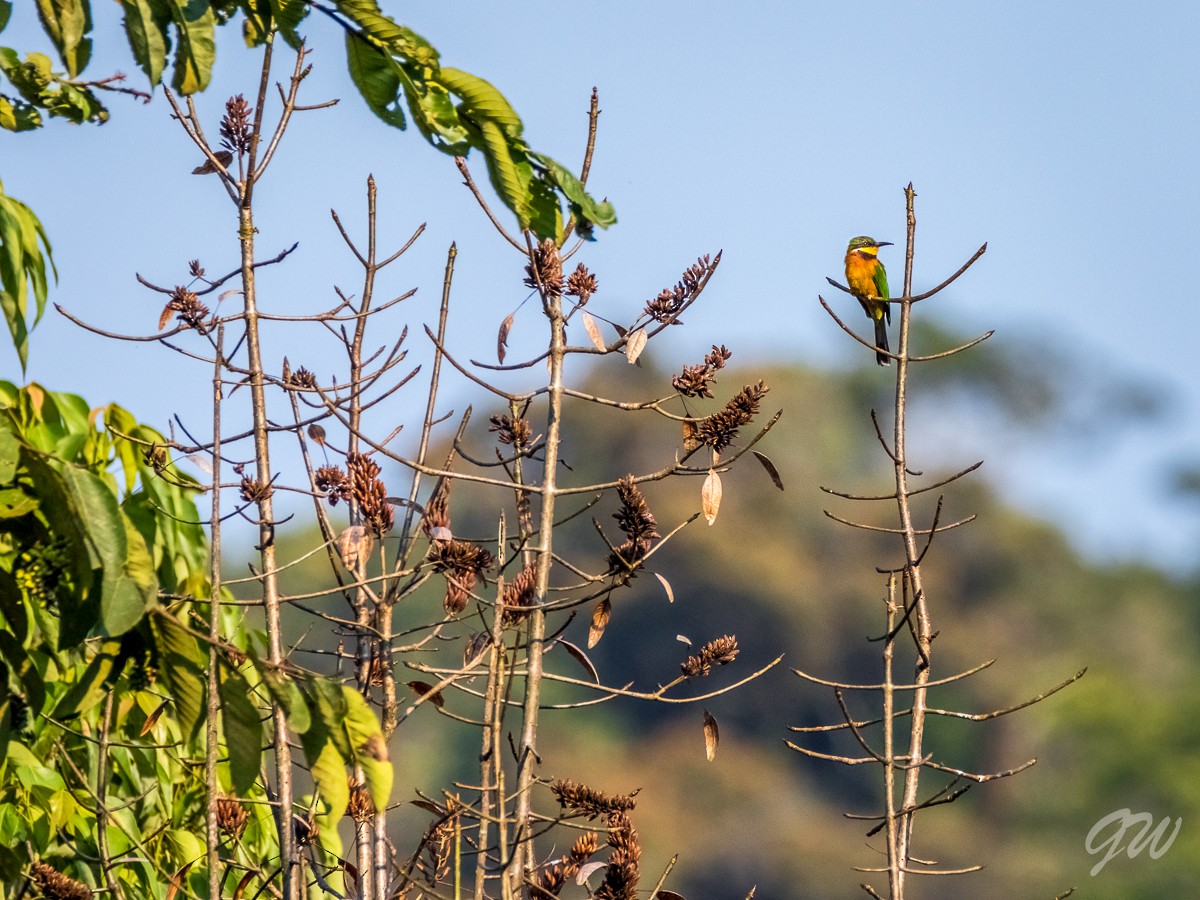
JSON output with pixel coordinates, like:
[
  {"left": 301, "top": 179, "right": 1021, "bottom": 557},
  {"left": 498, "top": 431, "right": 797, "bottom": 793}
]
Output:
[
  {"left": 97, "top": 692, "right": 124, "bottom": 900},
  {"left": 238, "top": 34, "right": 297, "bottom": 900},
  {"left": 206, "top": 325, "right": 225, "bottom": 900},
  {"left": 882, "top": 574, "right": 899, "bottom": 897},
  {"left": 510, "top": 255, "right": 567, "bottom": 887},
  {"left": 893, "top": 184, "right": 932, "bottom": 893}
]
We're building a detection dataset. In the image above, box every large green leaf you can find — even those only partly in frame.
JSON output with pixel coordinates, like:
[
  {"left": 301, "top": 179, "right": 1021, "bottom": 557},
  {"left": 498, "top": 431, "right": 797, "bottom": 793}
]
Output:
[
  {"left": 49, "top": 639, "right": 121, "bottom": 719},
  {"left": 332, "top": 0, "right": 438, "bottom": 65},
  {"left": 118, "top": 0, "right": 171, "bottom": 86},
  {"left": 0, "top": 631, "right": 44, "bottom": 716},
  {"left": 344, "top": 32, "right": 405, "bottom": 128},
  {"left": 268, "top": 0, "right": 308, "bottom": 50},
  {"left": 437, "top": 66, "right": 522, "bottom": 135},
  {"left": 0, "top": 3, "right": 13, "bottom": 32},
  {"left": 0, "top": 185, "right": 55, "bottom": 371},
  {"left": 251, "top": 654, "right": 310, "bottom": 734},
  {"left": 0, "top": 419, "right": 18, "bottom": 484},
  {"left": 533, "top": 151, "right": 617, "bottom": 231},
  {"left": 342, "top": 686, "right": 391, "bottom": 812},
  {"left": 167, "top": 0, "right": 215, "bottom": 94},
  {"left": 218, "top": 662, "right": 262, "bottom": 795},
  {"left": 34, "top": 0, "right": 93, "bottom": 78},
  {"left": 150, "top": 611, "right": 205, "bottom": 741}
]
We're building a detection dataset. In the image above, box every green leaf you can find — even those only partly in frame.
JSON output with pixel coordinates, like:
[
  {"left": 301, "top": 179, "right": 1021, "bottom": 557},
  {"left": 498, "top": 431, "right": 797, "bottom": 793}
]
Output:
[
  {"left": 34, "top": 0, "right": 92, "bottom": 78},
  {"left": 395, "top": 64, "right": 469, "bottom": 152},
  {"left": 0, "top": 95, "right": 43, "bottom": 132},
  {"left": 49, "top": 639, "right": 120, "bottom": 719},
  {"left": 0, "top": 3, "right": 12, "bottom": 32},
  {"left": 344, "top": 32, "right": 405, "bottom": 128},
  {"left": 474, "top": 117, "right": 533, "bottom": 230},
  {"left": 0, "top": 486, "right": 36, "bottom": 517},
  {"left": 437, "top": 66, "right": 522, "bottom": 135},
  {"left": 0, "top": 630, "right": 44, "bottom": 716},
  {"left": 0, "top": 186, "right": 55, "bottom": 371},
  {"left": 219, "top": 663, "right": 262, "bottom": 795},
  {"left": 533, "top": 151, "right": 617, "bottom": 231},
  {"left": 251, "top": 655, "right": 310, "bottom": 734},
  {"left": 332, "top": 0, "right": 438, "bottom": 65},
  {"left": 0, "top": 419, "right": 19, "bottom": 484},
  {"left": 119, "top": 0, "right": 171, "bottom": 85},
  {"left": 302, "top": 674, "right": 350, "bottom": 758},
  {"left": 150, "top": 612, "right": 204, "bottom": 741},
  {"left": 342, "top": 687, "right": 391, "bottom": 812},
  {"left": 268, "top": 0, "right": 308, "bottom": 50},
  {"left": 167, "top": 0, "right": 215, "bottom": 94}
]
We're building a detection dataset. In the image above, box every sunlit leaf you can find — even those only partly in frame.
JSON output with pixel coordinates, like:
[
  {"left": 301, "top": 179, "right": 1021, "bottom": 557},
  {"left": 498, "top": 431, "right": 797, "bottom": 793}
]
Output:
[
  {"left": 703, "top": 708, "right": 719, "bottom": 762},
  {"left": 581, "top": 311, "right": 606, "bottom": 352},
  {"left": 701, "top": 469, "right": 722, "bottom": 525},
  {"left": 151, "top": 612, "right": 205, "bottom": 741},
  {"left": 576, "top": 860, "right": 607, "bottom": 884},
  {"left": 167, "top": 0, "right": 215, "bottom": 95},
  {"left": 34, "top": 0, "right": 93, "bottom": 78},
  {"left": 344, "top": 32, "right": 406, "bottom": 128},
  {"left": 624, "top": 329, "right": 647, "bottom": 365},
  {"left": 588, "top": 597, "right": 610, "bottom": 648},
  {"left": 653, "top": 572, "right": 675, "bottom": 604}
]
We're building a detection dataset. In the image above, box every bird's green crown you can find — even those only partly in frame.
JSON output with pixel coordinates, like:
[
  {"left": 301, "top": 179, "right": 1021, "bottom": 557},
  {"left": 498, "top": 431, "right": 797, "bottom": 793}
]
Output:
[{"left": 847, "top": 235, "right": 882, "bottom": 251}]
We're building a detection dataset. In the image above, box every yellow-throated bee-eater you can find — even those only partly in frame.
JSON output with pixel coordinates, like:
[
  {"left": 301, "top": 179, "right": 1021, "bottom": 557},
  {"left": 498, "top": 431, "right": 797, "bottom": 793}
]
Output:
[{"left": 844, "top": 235, "right": 894, "bottom": 366}]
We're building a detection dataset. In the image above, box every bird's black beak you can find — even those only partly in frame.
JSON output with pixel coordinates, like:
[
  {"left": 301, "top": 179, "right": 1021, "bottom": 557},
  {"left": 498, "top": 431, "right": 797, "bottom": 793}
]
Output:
[{"left": 875, "top": 241, "right": 894, "bottom": 247}]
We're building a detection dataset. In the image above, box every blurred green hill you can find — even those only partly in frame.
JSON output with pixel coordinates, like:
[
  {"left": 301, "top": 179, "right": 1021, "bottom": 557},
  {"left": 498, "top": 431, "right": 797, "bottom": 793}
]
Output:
[{"left": 261, "top": 328, "right": 1200, "bottom": 898}]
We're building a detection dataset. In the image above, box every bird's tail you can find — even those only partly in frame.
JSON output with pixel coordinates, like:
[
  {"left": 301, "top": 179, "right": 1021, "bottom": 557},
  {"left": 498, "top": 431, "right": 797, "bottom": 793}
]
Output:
[{"left": 874, "top": 315, "right": 890, "bottom": 366}]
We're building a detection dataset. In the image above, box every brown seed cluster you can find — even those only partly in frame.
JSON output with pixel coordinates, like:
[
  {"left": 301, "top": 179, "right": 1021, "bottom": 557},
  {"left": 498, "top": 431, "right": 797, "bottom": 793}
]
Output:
[
  {"left": 418, "top": 798, "right": 462, "bottom": 887},
  {"left": 607, "top": 476, "right": 659, "bottom": 572},
  {"left": 692, "top": 380, "right": 769, "bottom": 453},
  {"left": 680, "top": 634, "right": 740, "bottom": 678},
  {"left": 427, "top": 540, "right": 494, "bottom": 614},
  {"left": 189, "top": 259, "right": 205, "bottom": 278},
  {"left": 565, "top": 262, "right": 598, "bottom": 305},
  {"left": 29, "top": 862, "right": 92, "bottom": 900},
  {"left": 216, "top": 796, "right": 248, "bottom": 839},
  {"left": 422, "top": 481, "right": 451, "bottom": 538},
  {"left": 644, "top": 255, "right": 714, "bottom": 324},
  {"left": 314, "top": 465, "right": 351, "bottom": 506},
  {"left": 347, "top": 776, "right": 376, "bottom": 822},
  {"left": 488, "top": 413, "right": 532, "bottom": 448},
  {"left": 672, "top": 344, "right": 732, "bottom": 398},
  {"left": 500, "top": 562, "right": 537, "bottom": 626},
  {"left": 550, "top": 779, "right": 636, "bottom": 821},
  {"left": 239, "top": 475, "right": 271, "bottom": 504},
  {"left": 220, "top": 93, "right": 254, "bottom": 155},
  {"left": 524, "top": 238, "right": 563, "bottom": 296},
  {"left": 166, "top": 285, "right": 211, "bottom": 332},
  {"left": 285, "top": 366, "right": 317, "bottom": 390},
  {"left": 594, "top": 810, "right": 641, "bottom": 900},
  {"left": 347, "top": 452, "right": 393, "bottom": 537},
  {"left": 535, "top": 831, "right": 601, "bottom": 896}
]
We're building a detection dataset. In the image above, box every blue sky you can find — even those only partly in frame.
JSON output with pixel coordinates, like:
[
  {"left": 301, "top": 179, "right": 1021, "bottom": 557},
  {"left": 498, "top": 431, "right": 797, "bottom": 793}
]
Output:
[{"left": 4, "top": 2, "right": 1199, "bottom": 570}]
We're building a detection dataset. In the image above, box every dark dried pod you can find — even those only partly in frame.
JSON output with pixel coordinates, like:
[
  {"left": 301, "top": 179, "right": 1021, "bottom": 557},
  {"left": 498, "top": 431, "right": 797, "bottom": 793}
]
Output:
[
  {"left": 165, "top": 285, "right": 211, "bottom": 332},
  {"left": 524, "top": 238, "right": 563, "bottom": 296},
  {"left": 594, "top": 810, "right": 641, "bottom": 900},
  {"left": 643, "top": 254, "right": 714, "bottom": 324},
  {"left": 314, "top": 466, "right": 352, "bottom": 506},
  {"left": 488, "top": 413, "right": 532, "bottom": 448},
  {"left": 30, "top": 862, "right": 93, "bottom": 900},
  {"left": 188, "top": 258, "right": 205, "bottom": 277},
  {"left": 550, "top": 779, "right": 636, "bottom": 821},
  {"left": 680, "top": 634, "right": 740, "bottom": 678},
  {"left": 286, "top": 366, "right": 317, "bottom": 390},
  {"left": 565, "top": 262, "right": 598, "bottom": 305},
  {"left": 220, "top": 93, "right": 254, "bottom": 155},
  {"left": 239, "top": 476, "right": 271, "bottom": 504},
  {"left": 694, "top": 381, "right": 769, "bottom": 452},
  {"left": 500, "top": 563, "right": 538, "bottom": 626},
  {"left": 216, "top": 796, "right": 249, "bottom": 839}
]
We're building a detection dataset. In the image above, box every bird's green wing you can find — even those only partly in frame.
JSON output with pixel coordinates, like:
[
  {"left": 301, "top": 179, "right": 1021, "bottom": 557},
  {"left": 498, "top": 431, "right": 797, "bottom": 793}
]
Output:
[{"left": 873, "top": 262, "right": 891, "bottom": 323}]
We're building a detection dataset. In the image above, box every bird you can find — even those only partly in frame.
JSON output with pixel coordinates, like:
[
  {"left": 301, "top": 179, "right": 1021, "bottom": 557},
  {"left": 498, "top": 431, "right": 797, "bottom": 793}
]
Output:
[{"left": 844, "top": 236, "right": 894, "bottom": 366}]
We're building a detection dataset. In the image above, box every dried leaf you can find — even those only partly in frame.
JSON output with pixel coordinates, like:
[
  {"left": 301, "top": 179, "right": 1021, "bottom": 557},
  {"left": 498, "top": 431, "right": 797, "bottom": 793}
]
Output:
[
  {"left": 192, "top": 150, "right": 233, "bottom": 174},
  {"left": 676, "top": 634, "right": 692, "bottom": 646},
  {"left": 406, "top": 680, "right": 445, "bottom": 709},
  {"left": 218, "top": 289, "right": 243, "bottom": 302},
  {"left": 703, "top": 709, "right": 719, "bottom": 762},
  {"left": 411, "top": 799, "right": 445, "bottom": 816},
  {"left": 701, "top": 469, "right": 722, "bottom": 525},
  {"left": 682, "top": 419, "right": 700, "bottom": 453},
  {"left": 582, "top": 311, "right": 606, "bottom": 351},
  {"left": 186, "top": 453, "right": 213, "bottom": 475},
  {"left": 657, "top": 892, "right": 688, "bottom": 900},
  {"left": 576, "top": 860, "right": 608, "bottom": 884},
  {"left": 232, "top": 871, "right": 256, "bottom": 900},
  {"left": 588, "top": 598, "right": 611, "bottom": 648},
  {"left": 653, "top": 572, "right": 675, "bottom": 604},
  {"left": 752, "top": 450, "right": 784, "bottom": 491},
  {"left": 556, "top": 638, "right": 600, "bottom": 683},
  {"left": 613, "top": 322, "right": 629, "bottom": 338},
  {"left": 336, "top": 525, "right": 375, "bottom": 571},
  {"left": 140, "top": 699, "right": 170, "bottom": 736},
  {"left": 307, "top": 423, "right": 326, "bottom": 445},
  {"left": 158, "top": 303, "right": 174, "bottom": 331},
  {"left": 497, "top": 312, "right": 514, "bottom": 364},
  {"left": 624, "top": 328, "right": 648, "bottom": 364},
  {"left": 166, "top": 861, "right": 195, "bottom": 900},
  {"left": 341, "top": 860, "right": 359, "bottom": 893},
  {"left": 428, "top": 525, "right": 453, "bottom": 542}
]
